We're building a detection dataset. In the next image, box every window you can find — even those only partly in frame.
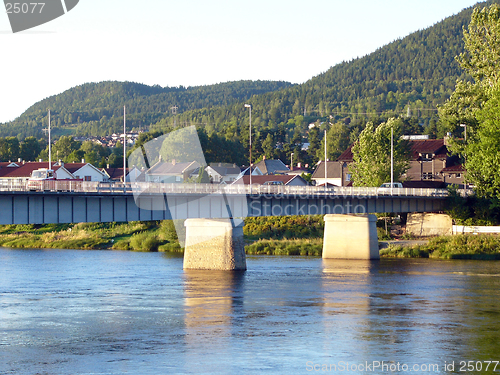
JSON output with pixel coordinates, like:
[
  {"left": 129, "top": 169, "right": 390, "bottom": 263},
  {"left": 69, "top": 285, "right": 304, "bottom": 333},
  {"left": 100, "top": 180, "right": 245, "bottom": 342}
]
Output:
[
  {"left": 175, "top": 176, "right": 182, "bottom": 182},
  {"left": 421, "top": 153, "right": 433, "bottom": 161},
  {"left": 422, "top": 173, "right": 433, "bottom": 180},
  {"left": 345, "top": 173, "right": 352, "bottom": 181},
  {"left": 84, "top": 176, "right": 91, "bottom": 181},
  {"left": 455, "top": 173, "right": 462, "bottom": 178}
]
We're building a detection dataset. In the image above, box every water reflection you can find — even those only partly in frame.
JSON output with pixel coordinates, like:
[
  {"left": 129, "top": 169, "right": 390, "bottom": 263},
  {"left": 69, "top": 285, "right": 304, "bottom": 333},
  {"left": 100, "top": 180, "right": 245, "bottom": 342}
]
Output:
[
  {"left": 182, "top": 270, "right": 245, "bottom": 374},
  {"left": 183, "top": 270, "right": 245, "bottom": 328}
]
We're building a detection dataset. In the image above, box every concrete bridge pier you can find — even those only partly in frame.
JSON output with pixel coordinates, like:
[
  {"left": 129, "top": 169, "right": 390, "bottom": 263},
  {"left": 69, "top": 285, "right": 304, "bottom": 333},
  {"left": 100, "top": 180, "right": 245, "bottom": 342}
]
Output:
[
  {"left": 323, "top": 214, "right": 380, "bottom": 260},
  {"left": 183, "top": 218, "right": 246, "bottom": 270}
]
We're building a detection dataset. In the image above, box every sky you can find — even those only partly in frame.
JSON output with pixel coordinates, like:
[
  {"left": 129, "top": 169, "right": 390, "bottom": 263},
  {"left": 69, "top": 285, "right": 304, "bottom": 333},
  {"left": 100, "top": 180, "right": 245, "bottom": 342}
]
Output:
[{"left": 0, "top": 0, "right": 483, "bottom": 124}]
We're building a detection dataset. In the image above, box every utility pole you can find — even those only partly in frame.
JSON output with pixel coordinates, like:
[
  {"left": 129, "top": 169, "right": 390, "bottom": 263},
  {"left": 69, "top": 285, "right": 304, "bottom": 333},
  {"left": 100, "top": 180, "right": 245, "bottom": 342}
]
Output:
[
  {"left": 171, "top": 105, "right": 178, "bottom": 128},
  {"left": 324, "top": 129, "right": 327, "bottom": 190},
  {"left": 123, "top": 106, "right": 126, "bottom": 185},
  {"left": 390, "top": 126, "right": 394, "bottom": 195},
  {"left": 244, "top": 104, "right": 252, "bottom": 186},
  {"left": 48, "top": 110, "right": 51, "bottom": 169}
]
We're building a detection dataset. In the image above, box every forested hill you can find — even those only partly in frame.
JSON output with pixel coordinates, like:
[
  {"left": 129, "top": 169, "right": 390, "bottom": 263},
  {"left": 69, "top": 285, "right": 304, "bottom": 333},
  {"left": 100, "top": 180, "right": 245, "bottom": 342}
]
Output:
[
  {"left": 3, "top": 0, "right": 500, "bottom": 141},
  {"left": 0, "top": 80, "right": 294, "bottom": 139},
  {"left": 166, "top": 0, "right": 500, "bottom": 137}
]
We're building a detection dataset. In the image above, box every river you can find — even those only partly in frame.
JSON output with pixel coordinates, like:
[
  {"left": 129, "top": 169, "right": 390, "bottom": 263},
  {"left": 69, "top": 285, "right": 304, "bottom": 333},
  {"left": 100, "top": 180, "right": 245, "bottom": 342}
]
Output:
[{"left": 1, "top": 248, "right": 500, "bottom": 374}]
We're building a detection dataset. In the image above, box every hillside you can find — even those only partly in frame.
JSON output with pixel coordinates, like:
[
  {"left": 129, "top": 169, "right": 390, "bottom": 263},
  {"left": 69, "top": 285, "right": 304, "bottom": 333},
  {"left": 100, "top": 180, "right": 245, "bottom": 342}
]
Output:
[
  {"left": 2, "top": 0, "right": 499, "bottom": 144},
  {"left": 0, "top": 80, "right": 294, "bottom": 139},
  {"left": 166, "top": 0, "right": 500, "bottom": 138}
]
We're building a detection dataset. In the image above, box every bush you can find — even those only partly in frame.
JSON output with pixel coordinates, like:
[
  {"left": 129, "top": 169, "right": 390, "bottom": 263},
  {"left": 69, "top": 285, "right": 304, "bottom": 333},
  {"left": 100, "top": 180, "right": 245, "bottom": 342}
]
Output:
[{"left": 129, "top": 232, "right": 160, "bottom": 252}]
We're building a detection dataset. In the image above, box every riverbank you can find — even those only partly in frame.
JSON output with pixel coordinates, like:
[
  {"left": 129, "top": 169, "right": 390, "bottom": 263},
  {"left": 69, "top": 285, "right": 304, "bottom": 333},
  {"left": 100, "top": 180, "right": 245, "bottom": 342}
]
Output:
[
  {"left": 2, "top": 219, "right": 500, "bottom": 260},
  {"left": 380, "top": 235, "right": 500, "bottom": 259},
  {"left": 0, "top": 222, "right": 182, "bottom": 252}
]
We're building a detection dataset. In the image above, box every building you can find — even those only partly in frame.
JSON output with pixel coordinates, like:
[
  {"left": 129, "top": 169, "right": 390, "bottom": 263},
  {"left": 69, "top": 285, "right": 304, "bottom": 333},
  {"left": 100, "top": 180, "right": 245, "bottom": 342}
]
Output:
[
  {"left": 232, "top": 174, "right": 309, "bottom": 186},
  {"left": 311, "top": 161, "right": 344, "bottom": 186},
  {"left": 205, "top": 163, "right": 242, "bottom": 184},
  {"left": 0, "top": 162, "right": 75, "bottom": 183},
  {"left": 61, "top": 162, "right": 107, "bottom": 182},
  {"left": 145, "top": 160, "right": 201, "bottom": 183},
  {"left": 253, "top": 158, "right": 289, "bottom": 175},
  {"left": 312, "top": 138, "right": 465, "bottom": 187},
  {"left": 101, "top": 166, "right": 142, "bottom": 182}
]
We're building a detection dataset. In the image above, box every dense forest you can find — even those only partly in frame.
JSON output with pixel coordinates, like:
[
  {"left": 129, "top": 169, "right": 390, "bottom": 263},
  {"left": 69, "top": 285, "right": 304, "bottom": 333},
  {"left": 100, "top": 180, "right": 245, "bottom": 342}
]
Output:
[
  {"left": 2, "top": 0, "right": 499, "bottom": 167},
  {"left": 0, "top": 80, "right": 294, "bottom": 139}
]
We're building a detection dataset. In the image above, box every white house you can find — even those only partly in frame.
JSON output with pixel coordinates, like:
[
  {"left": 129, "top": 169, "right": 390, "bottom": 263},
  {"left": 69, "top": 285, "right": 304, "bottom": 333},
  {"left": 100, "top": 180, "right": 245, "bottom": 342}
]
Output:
[
  {"left": 206, "top": 163, "right": 242, "bottom": 184},
  {"left": 145, "top": 160, "right": 201, "bottom": 183},
  {"left": 62, "top": 162, "right": 108, "bottom": 182}
]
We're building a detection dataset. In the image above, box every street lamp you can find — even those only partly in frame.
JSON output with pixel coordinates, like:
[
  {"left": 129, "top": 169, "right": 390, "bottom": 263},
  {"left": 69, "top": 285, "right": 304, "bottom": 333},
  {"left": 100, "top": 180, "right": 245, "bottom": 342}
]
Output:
[
  {"left": 244, "top": 104, "right": 252, "bottom": 186},
  {"left": 290, "top": 152, "right": 294, "bottom": 171}
]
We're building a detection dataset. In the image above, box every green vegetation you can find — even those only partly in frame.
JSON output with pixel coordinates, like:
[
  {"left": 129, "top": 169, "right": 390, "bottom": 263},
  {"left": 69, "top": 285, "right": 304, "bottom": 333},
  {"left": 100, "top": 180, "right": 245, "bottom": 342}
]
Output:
[
  {"left": 441, "top": 3, "right": 500, "bottom": 202},
  {"left": 244, "top": 215, "right": 324, "bottom": 240},
  {"left": 381, "top": 234, "right": 500, "bottom": 259},
  {"left": 350, "top": 118, "right": 410, "bottom": 187},
  {"left": 246, "top": 238, "right": 322, "bottom": 256},
  {"left": 0, "top": 80, "right": 294, "bottom": 140},
  {"left": 0, "top": 221, "right": 180, "bottom": 252},
  {"left": 3, "top": 1, "right": 500, "bottom": 169}
]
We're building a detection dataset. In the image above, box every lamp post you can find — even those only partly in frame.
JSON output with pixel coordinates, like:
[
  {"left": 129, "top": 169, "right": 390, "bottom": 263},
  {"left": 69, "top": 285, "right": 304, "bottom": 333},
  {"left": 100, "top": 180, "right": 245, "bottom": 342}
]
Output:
[
  {"left": 244, "top": 104, "right": 252, "bottom": 186},
  {"left": 290, "top": 152, "right": 294, "bottom": 171},
  {"left": 123, "top": 106, "right": 126, "bottom": 186}
]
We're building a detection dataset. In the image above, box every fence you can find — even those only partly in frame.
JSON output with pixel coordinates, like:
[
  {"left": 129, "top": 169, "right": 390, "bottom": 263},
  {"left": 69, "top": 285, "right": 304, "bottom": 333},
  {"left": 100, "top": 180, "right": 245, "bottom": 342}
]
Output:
[{"left": 0, "top": 180, "right": 449, "bottom": 198}]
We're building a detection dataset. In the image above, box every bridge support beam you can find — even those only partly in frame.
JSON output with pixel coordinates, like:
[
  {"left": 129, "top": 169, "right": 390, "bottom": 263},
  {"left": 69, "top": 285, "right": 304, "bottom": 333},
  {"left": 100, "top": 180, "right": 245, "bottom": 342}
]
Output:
[
  {"left": 183, "top": 218, "right": 246, "bottom": 271},
  {"left": 323, "top": 214, "right": 379, "bottom": 260}
]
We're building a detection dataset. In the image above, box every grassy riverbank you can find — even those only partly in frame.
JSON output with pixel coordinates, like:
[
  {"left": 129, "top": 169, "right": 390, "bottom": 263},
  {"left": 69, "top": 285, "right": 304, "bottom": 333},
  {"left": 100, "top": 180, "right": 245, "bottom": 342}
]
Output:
[
  {"left": 0, "top": 221, "right": 181, "bottom": 252},
  {"left": 2, "top": 217, "right": 500, "bottom": 260},
  {"left": 380, "top": 234, "right": 500, "bottom": 260}
]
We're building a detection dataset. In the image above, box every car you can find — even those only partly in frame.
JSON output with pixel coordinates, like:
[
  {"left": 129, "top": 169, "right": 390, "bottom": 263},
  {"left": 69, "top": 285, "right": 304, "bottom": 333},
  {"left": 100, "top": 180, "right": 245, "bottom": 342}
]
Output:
[
  {"left": 377, "top": 182, "right": 403, "bottom": 194},
  {"left": 263, "top": 181, "right": 284, "bottom": 185}
]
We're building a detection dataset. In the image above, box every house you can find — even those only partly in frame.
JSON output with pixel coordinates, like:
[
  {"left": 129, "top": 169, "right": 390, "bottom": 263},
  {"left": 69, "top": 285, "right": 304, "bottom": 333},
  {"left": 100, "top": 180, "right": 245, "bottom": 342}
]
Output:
[
  {"left": 254, "top": 158, "right": 289, "bottom": 175},
  {"left": 312, "top": 138, "right": 465, "bottom": 187},
  {"left": 101, "top": 166, "right": 142, "bottom": 182},
  {"left": 61, "top": 162, "right": 107, "bottom": 182},
  {"left": 237, "top": 165, "right": 263, "bottom": 179},
  {"left": 0, "top": 162, "right": 75, "bottom": 183},
  {"left": 311, "top": 161, "right": 344, "bottom": 187},
  {"left": 206, "top": 163, "right": 242, "bottom": 184},
  {"left": 232, "top": 174, "right": 309, "bottom": 186},
  {"left": 286, "top": 163, "right": 312, "bottom": 177},
  {"left": 145, "top": 160, "right": 201, "bottom": 183}
]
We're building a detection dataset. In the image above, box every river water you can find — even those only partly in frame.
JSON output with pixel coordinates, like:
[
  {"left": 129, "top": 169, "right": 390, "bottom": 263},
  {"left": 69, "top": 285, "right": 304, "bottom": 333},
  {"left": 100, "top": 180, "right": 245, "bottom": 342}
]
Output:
[{"left": 1, "top": 248, "right": 500, "bottom": 375}]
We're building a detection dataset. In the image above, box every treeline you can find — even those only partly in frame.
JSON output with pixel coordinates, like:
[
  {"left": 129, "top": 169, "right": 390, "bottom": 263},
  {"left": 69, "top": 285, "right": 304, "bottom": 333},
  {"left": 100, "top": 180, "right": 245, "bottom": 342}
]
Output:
[
  {"left": 0, "top": 80, "right": 294, "bottom": 139},
  {"left": 2, "top": 1, "right": 500, "bottom": 168}
]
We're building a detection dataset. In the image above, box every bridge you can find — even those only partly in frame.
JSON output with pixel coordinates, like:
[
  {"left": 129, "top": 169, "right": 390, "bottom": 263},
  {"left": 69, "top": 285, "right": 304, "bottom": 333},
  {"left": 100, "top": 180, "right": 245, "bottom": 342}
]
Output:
[{"left": 0, "top": 181, "right": 448, "bottom": 270}]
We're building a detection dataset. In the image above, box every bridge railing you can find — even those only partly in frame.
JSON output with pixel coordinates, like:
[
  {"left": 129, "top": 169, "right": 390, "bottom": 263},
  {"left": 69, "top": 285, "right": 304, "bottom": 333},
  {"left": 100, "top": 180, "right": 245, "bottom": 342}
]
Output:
[{"left": 0, "top": 180, "right": 449, "bottom": 198}]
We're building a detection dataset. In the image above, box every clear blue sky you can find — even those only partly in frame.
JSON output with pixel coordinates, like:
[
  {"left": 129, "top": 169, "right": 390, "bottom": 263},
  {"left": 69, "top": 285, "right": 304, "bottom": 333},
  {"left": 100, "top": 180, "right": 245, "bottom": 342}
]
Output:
[{"left": 0, "top": 0, "right": 483, "bottom": 123}]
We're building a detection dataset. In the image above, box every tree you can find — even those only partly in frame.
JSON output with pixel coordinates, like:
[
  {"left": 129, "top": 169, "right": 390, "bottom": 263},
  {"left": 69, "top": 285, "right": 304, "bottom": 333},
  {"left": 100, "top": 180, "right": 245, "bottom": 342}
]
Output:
[
  {"left": 262, "top": 133, "right": 275, "bottom": 160},
  {"left": 349, "top": 118, "right": 410, "bottom": 187},
  {"left": 440, "top": 4, "right": 500, "bottom": 136},
  {"left": 464, "top": 85, "right": 500, "bottom": 199},
  {"left": 317, "top": 122, "right": 350, "bottom": 162},
  {"left": 440, "top": 4, "right": 500, "bottom": 198},
  {"left": 20, "top": 136, "right": 41, "bottom": 161}
]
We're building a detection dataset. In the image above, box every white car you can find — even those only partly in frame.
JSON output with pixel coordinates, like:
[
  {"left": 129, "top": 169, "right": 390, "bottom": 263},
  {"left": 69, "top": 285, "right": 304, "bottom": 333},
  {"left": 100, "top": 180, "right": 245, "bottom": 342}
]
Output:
[{"left": 377, "top": 182, "right": 403, "bottom": 194}]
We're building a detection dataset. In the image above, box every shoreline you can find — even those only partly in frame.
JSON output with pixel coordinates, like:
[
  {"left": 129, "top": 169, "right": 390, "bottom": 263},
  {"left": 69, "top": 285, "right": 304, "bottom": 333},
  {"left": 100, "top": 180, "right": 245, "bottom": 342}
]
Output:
[{"left": 1, "top": 221, "right": 500, "bottom": 260}]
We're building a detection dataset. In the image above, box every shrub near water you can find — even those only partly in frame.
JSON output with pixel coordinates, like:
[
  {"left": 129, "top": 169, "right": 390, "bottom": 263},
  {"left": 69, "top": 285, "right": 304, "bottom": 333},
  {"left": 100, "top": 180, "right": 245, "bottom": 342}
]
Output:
[
  {"left": 380, "top": 234, "right": 500, "bottom": 259},
  {"left": 129, "top": 232, "right": 160, "bottom": 252},
  {"left": 245, "top": 238, "right": 322, "bottom": 256}
]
